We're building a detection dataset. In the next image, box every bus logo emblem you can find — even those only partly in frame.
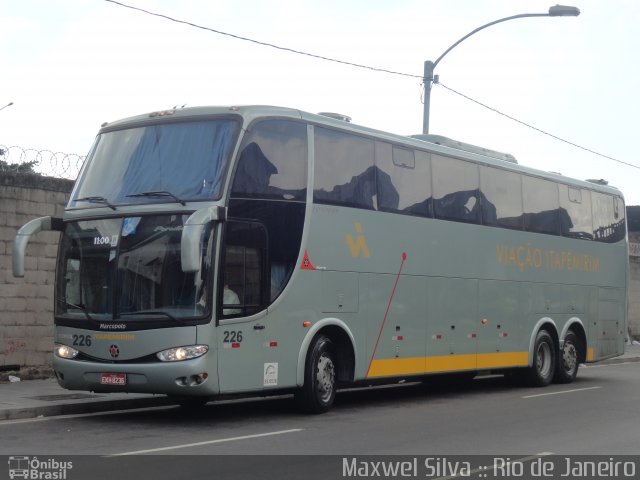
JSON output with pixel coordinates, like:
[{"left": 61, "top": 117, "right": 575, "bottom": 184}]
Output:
[
  {"left": 8, "top": 456, "right": 29, "bottom": 479},
  {"left": 109, "top": 345, "right": 120, "bottom": 358},
  {"left": 346, "top": 223, "right": 370, "bottom": 258}
]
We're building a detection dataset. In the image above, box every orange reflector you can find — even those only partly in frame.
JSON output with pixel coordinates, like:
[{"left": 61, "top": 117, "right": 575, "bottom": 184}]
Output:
[
  {"left": 481, "top": 319, "right": 488, "bottom": 325},
  {"left": 303, "top": 321, "right": 312, "bottom": 328}
]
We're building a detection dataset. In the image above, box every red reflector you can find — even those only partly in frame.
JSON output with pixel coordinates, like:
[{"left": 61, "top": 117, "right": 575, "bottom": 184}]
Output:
[
  {"left": 269, "top": 341, "right": 278, "bottom": 347},
  {"left": 232, "top": 343, "right": 241, "bottom": 349},
  {"left": 434, "top": 334, "right": 442, "bottom": 340}
]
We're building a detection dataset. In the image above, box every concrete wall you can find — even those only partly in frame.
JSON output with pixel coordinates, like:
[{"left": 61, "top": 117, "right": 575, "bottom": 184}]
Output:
[{"left": 1, "top": 173, "right": 72, "bottom": 368}]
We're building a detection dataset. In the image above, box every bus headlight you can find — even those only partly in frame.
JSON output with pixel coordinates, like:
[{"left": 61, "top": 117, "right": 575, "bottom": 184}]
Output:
[
  {"left": 55, "top": 343, "right": 79, "bottom": 359},
  {"left": 156, "top": 345, "right": 208, "bottom": 362}
]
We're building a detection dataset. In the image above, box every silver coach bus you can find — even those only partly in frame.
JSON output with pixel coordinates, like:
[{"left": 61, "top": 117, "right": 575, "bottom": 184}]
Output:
[{"left": 13, "top": 106, "right": 628, "bottom": 413}]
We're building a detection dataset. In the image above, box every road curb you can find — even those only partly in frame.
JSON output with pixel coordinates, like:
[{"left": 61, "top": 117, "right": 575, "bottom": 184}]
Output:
[
  {"left": 0, "top": 396, "right": 175, "bottom": 421},
  {"left": 597, "top": 355, "right": 640, "bottom": 366}
]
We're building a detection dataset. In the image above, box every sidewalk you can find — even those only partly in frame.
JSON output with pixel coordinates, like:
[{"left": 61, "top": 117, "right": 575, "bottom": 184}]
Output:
[
  {"left": 1, "top": 344, "right": 639, "bottom": 421},
  {"left": 0, "top": 378, "right": 175, "bottom": 420}
]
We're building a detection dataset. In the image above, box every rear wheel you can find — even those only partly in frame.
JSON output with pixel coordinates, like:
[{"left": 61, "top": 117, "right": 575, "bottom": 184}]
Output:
[
  {"left": 525, "top": 330, "right": 556, "bottom": 387},
  {"left": 296, "top": 335, "right": 336, "bottom": 414},
  {"left": 554, "top": 331, "right": 580, "bottom": 384}
]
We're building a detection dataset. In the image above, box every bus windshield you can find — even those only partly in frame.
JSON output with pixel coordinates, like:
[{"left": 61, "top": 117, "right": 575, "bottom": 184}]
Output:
[
  {"left": 55, "top": 215, "right": 215, "bottom": 322},
  {"left": 69, "top": 119, "right": 239, "bottom": 207}
]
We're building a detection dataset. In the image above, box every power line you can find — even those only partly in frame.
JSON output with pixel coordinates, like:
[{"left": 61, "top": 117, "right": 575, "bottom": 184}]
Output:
[
  {"left": 104, "top": 0, "right": 637, "bottom": 171},
  {"left": 103, "top": 0, "right": 421, "bottom": 80},
  {"left": 436, "top": 81, "right": 640, "bottom": 170}
]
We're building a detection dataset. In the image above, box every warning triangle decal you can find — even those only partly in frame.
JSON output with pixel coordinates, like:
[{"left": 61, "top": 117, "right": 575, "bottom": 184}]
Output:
[{"left": 300, "top": 250, "right": 316, "bottom": 270}]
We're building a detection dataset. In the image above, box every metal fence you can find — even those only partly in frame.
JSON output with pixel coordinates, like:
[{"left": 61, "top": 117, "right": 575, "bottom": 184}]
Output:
[{"left": 0, "top": 145, "right": 85, "bottom": 179}]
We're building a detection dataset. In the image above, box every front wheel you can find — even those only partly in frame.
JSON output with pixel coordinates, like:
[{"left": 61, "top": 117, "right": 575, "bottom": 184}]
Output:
[
  {"left": 525, "top": 330, "right": 556, "bottom": 387},
  {"left": 554, "top": 331, "right": 580, "bottom": 384},
  {"left": 295, "top": 335, "right": 336, "bottom": 414}
]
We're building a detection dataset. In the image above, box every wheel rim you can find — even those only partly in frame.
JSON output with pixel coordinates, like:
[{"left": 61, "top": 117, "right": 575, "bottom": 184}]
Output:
[
  {"left": 316, "top": 353, "right": 335, "bottom": 404},
  {"left": 536, "top": 341, "right": 552, "bottom": 378},
  {"left": 562, "top": 341, "right": 577, "bottom": 375}
]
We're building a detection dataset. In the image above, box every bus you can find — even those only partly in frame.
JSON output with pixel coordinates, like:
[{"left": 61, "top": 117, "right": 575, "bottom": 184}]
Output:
[{"left": 13, "top": 105, "right": 628, "bottom": 413}]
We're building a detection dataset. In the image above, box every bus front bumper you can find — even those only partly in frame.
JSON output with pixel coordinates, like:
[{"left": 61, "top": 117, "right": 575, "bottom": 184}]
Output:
[{"left": 53, "top": 354, "right": 219, "bottom": 397}]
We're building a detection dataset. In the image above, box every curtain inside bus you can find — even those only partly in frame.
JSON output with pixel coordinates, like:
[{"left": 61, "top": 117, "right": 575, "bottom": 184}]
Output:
[{"left": 70, "top": 119, "right": 239, "bottom": 207}]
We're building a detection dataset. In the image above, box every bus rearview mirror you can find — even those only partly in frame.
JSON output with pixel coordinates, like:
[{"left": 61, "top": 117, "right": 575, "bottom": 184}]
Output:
[
  {"left": 181, "top": 206, "right": 226, "bottom": 273},
  {"left": 13, "top": 216, "right": 63, "bottom": 277}
]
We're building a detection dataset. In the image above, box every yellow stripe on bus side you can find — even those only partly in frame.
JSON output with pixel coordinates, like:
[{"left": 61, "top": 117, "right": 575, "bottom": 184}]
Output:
[
  {"left": 367, "top": 352, "right": 529, "bottom": 378},
  {"left": 477, "top": 352, "right": 529, "bottom": 369},
  {"left": 368, "top": 357, "right": 427, "bottom": 377}
]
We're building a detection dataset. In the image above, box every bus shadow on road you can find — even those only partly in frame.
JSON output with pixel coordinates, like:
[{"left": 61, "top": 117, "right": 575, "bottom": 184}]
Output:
[
  {"left": 90, "top": 370, "right": 606, "bottom": 427},
  {"left": 92, "top": 373, "right": 530, "bottom": 425}
]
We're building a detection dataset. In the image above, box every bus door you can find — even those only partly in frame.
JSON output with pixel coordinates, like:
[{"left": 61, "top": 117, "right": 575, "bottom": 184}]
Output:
[{"left": 216, "top": 220, "right": 269, "bottom": 393}]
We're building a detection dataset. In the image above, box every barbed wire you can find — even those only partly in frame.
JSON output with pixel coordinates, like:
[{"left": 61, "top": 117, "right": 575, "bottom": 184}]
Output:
[{"left": 0, "top": 145, "right": 85, "bottom": 179}]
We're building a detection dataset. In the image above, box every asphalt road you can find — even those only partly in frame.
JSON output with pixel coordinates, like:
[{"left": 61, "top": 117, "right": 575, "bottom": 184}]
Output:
[{"left": 1, "top": 362, "right": 639, "bottom": 459}]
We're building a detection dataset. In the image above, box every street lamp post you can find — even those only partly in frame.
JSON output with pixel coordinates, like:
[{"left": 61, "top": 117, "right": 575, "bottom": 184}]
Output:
[{"left": 422, "top": 4, "right": 579, "bottom": 134}]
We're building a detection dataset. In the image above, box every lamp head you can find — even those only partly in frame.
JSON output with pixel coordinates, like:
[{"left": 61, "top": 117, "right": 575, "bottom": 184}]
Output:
[{"left": 548, "top": 5, "right": 580, "bottom": 16}]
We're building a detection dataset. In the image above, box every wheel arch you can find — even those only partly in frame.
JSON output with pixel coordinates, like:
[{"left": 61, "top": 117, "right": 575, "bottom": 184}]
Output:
[{"left": 296, "top": 318, "right": 357, "bottom": 387}]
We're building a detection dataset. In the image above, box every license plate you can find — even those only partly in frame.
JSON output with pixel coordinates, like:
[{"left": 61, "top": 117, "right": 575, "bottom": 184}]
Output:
[{"left": 100, "top": 373, "right": 127, "bottom": 386}]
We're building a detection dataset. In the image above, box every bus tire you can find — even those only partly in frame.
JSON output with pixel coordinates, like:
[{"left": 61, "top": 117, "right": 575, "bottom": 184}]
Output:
[
  {"left": 554, "top": 331, "right": 580, "bottom": 384},
  {"left": 296, "top": 334, "right": 336, "bottom": 414},
  {"left": 525, "top": 329, "right": 556, "bottom": 387}
]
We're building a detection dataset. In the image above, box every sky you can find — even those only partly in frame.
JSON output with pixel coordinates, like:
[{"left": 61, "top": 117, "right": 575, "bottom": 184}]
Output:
[{"left": 2, "top": 0, "right": 639, "bottom": 204}]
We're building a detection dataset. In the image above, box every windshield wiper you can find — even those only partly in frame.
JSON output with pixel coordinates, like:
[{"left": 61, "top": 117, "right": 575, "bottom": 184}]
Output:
[
  {"left": 126, "top": 190, "right": 186, "bottom": 206},
  {"left": 58, "top": 298, "right": 95, "bottom": 321},
  {"left": 120, "top": 310, "right": 187, "bottom": 325},
  {"left": 74, "top": 196, "right": 117, "bottom": 210}
]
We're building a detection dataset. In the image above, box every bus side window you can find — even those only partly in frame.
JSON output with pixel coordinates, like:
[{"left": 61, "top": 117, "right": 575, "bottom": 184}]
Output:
[
  {"left": 375, "top": 142, "right": 433, "bottom": 217},
  {"left": 523, "top": 176, "right": 560, "bottom": 235},
  {"left": 231, "top": 119, "right": 307, "bottom": 200},
  {"left": 559, "top": 185, "right": 593, "bottom": 239},
  {"left": 593, "top": 192, "right": 626, "bottom": 243},
  {"left": 220, "top": 221, "right": 268, "bottom": 318},
  {"left": 432, "top": 155, "right": 480, "bottom": 224},
  {"left": 313, "top": 127, "right": 376, "bottom": 209},
  {"left": 480, "top": 166, "right": 523, "bottom": 230}
]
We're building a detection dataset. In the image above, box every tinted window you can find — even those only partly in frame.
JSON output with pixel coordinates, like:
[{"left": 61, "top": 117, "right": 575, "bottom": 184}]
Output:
[
  {"left": 593, "top": 192, "right": 626, "bottom": 243},
  {"left": 220, "top": 221, "right": 268, "bottom": 318},
  {"left": 559, "top": 185, "right": 593, "bottom": 239},
  {"left": 231, "top": 119, "right": 307, "bottom": 200},
  {"left": 523, "top": 176, "right": 560, "bottom": 235},
  {"left": 56, "top": 215, "right": 214, "bottom": 321},
  {"left": 432, "top": 155, "right": 480, "bottom": 223},
  {"left": 71, "top": 119, "right": 239, "bottom": 206},
  {"left": 314, "top": 127, "right": 376, "bottom": 209},
  {"left": 480, "top": 167, "right": 523, "bottom": 229},
  {"left": 375, "top": 143, "right": 432, "bottom": 217},
  {"left": 228, "top": 199, "right": 305, "bottom": 302}
]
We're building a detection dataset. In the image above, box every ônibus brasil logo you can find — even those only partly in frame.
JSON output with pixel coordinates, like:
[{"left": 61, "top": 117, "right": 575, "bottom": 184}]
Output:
[{"left": 7, "top": 456, "right": 72, "bottom": 479}]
